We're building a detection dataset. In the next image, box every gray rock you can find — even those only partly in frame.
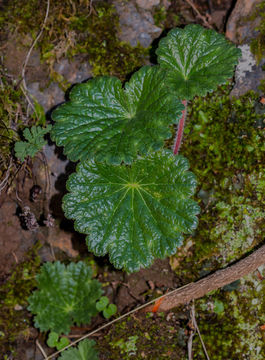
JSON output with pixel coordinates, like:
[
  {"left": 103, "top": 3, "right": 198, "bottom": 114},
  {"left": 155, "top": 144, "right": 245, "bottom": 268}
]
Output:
[
  {"left": 226, "top": 0, "right": 265, "bottom": 96},
  {"left": 226, "top": 0, "right": 263, "bottom": 44},
  {"left": 136, "top": 0, "right": 160, "bottom": 10},
  {"left": 114, "top": 0, "right": 162, "bottom": 47},
  {"left": 231, "top": 44, "right": 265, "bottom": 96},
  {"left": 27, "top": 82, "right": 65, "bottom": 113},
  {"left": 53, "top": 57, "right": 92, "bottom": 84}
]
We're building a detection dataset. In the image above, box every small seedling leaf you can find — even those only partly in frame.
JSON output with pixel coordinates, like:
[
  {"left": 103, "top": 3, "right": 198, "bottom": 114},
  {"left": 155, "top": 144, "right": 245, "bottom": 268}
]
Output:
[
  {"left": 103, "top": 304, "right": 117, "bottom": 319},
  {"left": 57, "top": 337, "right": 70, "bottom": 351},
  {"left": 96, "top": 296, "right": 109, "bottom": 311},
  {"left": 47, "top": 332, "right": 59, "bottom": 348}
]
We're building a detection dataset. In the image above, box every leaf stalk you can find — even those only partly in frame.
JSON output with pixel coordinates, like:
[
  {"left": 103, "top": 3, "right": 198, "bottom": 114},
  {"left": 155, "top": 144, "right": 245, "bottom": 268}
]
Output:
[{"left": 173, "top": 100, "right": 187, "bottom": 155}]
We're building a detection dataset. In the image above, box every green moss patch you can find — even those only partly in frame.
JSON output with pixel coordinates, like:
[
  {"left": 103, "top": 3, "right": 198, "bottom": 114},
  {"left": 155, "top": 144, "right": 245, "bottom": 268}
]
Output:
[
  {"left": 0, "top": 0, "right": 148, "bottom": 81},
  {"left": 99, "top": 312, "right": 188, "bottom": 359},
  {"left": 0, "top": 243, "right": 41, "bottom": 356}
]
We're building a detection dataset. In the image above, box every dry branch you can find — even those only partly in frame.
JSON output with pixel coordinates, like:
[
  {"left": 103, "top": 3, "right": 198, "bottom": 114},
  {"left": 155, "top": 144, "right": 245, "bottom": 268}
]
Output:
[
  {"left": 144, "top": 244, "right": 265, "bottom": 312},
  {"left": 45, "top": 245, "right": 265, "bottom": 359}
]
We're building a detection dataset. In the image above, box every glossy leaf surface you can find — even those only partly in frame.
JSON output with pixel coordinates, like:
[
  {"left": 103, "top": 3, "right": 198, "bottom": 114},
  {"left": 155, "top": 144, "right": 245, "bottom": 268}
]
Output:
[
  {"left": 157, "top": 24, "right": 241, "bottom": 99},
  {"left": 63, "top": 150, "right": 200, "bottom": 272},
  {"left": 59, "top": 339, "right": 98, "bottom": 360},
  {"left": 51, "top": 66, "right": 183, "bottom": 164},
  {"left": 28, "top": 261, "right": 102, "bottom": 334}
]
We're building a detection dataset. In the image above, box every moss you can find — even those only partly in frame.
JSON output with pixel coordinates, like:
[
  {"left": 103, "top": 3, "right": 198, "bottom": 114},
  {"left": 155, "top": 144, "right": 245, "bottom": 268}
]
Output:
[
  {"left": 250, "top": 1, "right": 265, "bottom": 63},
  {"left": 182, "top": 85, "right": 264, "bottom": 189},
  {"left": 0, "top": 65, "right": 46, "bottom": 189},
  {"left": 99, "top": 311, "right": 188, "bottom": 359},
  {"left": 170, "top": 85, "right": 264, "bottom": 281},
  {"left": 258, "top": 78, "right": 265, "bottom": 92},
  {"left": 0, "top": 242, "right": 41, "bottom": 355},
  {"left": 1, "top": 0, "right": 148, "bottom": 82},
  {"left": 0, "top": 68, "right": 24, "bottom": 176},
  {"left": 153, "top": 6, "right": 167, "bottom": 28},
  {"left": 193, "top": 269, "right": 265, "bottom": 359}
]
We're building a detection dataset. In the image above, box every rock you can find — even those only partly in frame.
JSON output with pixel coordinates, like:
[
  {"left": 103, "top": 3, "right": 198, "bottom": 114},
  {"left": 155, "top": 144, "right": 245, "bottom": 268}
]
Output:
[
  {"left": 226, "top": 0, "right": 263, "bottom": 43},
  {"left": 226, "top": 0, "right": 265, "bottom": 96},
  {"left": 53, "top": 57, "right": 93, "bottom": 84},
  {"left": 114, "top": 0, "right": 162, "bottom": 47},
  {"left": 27, "top": 82, "right": 65, "bottom": 113},
  {"left": 136, "top": 0, "right": 160, "bottom": 10},
  {"left": 3, "top": 37, "right": 49, "bottom": 88},
  {"left": 231, "top": 44, "right": 265, "bottom": 96},
  {"left": 210, "top": 10, "right": 227, "bottom": 30},
  {"left": 27, "top": 55, "right": 92, "bottom": 112}
]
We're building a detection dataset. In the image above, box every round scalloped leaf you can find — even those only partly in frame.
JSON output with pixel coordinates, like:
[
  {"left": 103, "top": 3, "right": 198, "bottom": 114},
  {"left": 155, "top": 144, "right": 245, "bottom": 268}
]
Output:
[
  {"left": 51, "top": 66, "right": 183, "bottom": 164},
  {"left": 156, "top": 24, "right": 241, "bottom": 99},
  {"left": 63, "top": 150, "right": 200, "bottom": 272},
  {"left": 27, "top": 261, "right": 103, "bottom": 335}
]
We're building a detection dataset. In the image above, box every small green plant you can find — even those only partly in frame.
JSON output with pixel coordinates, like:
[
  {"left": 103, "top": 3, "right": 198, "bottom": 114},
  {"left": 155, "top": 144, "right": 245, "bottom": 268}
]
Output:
[
  {"left": 110, "top": 335, "right": 139, "bottom": 356},
  {"left": 58, "top": 339, "right": 98, "bottom": 360},
  {"left": 27, "top": 261, "right": 103, "bottom": 335},
  {"left": 50, "top": 24, "right": 241, "bottom": 272},
  {"left": 213, "top": 299, "right": 225, "bottom": 315},
  {"left": 96, "top": 296, "right": 117, "bottom": 319},
  {"left": 47, "top": 332, "right": 70, "bottom": 350},
  {"left": 15, "top": 125, "right": 52, "bottom": 161}
]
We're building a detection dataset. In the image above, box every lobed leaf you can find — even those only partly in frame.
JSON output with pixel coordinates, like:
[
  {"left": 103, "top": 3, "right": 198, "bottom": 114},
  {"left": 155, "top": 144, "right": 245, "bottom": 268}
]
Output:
[
  {"left": 15, "top": 125, "right": 52, "bottom": 161},
  {"left": 156, "top": 24, "right": 241, "bottom": 99},
  {"left": 51, "top": 66, "right": 183, "bottom": 164},
  {"left": 27, "top": 261, "right": 103, "bottom": 335},
  {"left": 63, "top": 150, "right": 200, "bottom": 272},
  {"left": 59, "top": 339, "right": 98, "bottom": 360}
]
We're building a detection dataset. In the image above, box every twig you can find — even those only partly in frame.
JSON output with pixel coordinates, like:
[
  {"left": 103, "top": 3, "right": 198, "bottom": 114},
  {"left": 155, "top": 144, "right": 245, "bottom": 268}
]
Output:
[
  {"left": 144, "top": 244, "right": 265, "bottom": 312},
  {"left": 21, "top": 0, "right": 50, "bottom": 113},
  {"left": 88, "top": 0, "right": 94, "bottom": 16},
  {"left": 187, "top": 319, "right": 195, "bottom": 360},
  {"left": 0, "top": 163, "right": 23, "bottom": 195},
  {"left": 191, "top": 303, "right": 210, "bottom": 360},
  {"left": 36, "top": 339, "right": 48, "bottom": 359},
  {"left": 184, "top": 0, "right": 213, "bottom": 29},
  {"left": 45, "top": 284, "right": 191, "bottom": 359},
  {"left": 0, "top": 160, "right": 12, "bottom": 193},
  {"left": 12, "top": 252, "right": 18, "bottom": 264},
  {"left": 44, "top": 244, "right": 265, "bottom": 359}
]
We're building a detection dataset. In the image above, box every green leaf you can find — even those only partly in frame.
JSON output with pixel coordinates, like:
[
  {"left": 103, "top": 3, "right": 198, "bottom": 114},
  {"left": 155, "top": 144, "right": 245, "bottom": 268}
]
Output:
[
  {"left": 213, "top": 299, "right": 225, "bottom": 314},
  {"left": 63, "top": 150, "right": 200, "bottom": 272},
  {"left": 103, "top": 304, "right": 117, "bottom": 319},
  {"left": 15, "top": 125, "right": 52, "bottom": 161},
  {"left": 47, "top": 332, "right": 59, "bottom": 348},
  {"left": 156, "top": 24, "right": 241, "bottom": 99},
  {"left": 96, "top": 296, "right": 109, "bottom": 311},
  {"left": 27, "top": 261, "right": 103, "bottom": 334},
  {"left": 59, "top": 339, "right": 98, "bottom": 360},
  {"left": 57, "top": 337, "right": 70, "bottom": 351},
  {"left": 51, "top": 66, "right": 184, "bottom": 164}
]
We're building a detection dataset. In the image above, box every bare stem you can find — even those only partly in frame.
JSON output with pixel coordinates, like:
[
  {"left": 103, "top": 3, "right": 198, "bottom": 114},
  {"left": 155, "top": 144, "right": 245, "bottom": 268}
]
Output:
[
  {"left": 144, "top": 244, "right": 265, "bottom": 312},
  {"left": 173, "top": 100, "right": 187, "bottom": 155}
]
